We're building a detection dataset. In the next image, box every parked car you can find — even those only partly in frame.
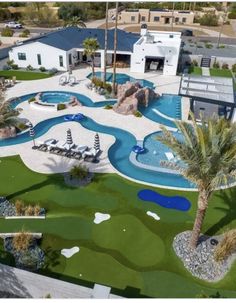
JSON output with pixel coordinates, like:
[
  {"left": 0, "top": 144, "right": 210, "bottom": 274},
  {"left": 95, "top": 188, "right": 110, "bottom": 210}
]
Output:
[{"left": 4, "top": 21, "right": 23, "bottom": 29}]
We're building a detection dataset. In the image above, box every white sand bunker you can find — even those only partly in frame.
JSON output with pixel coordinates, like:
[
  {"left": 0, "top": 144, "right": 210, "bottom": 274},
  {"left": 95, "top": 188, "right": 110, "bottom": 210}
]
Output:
[
  {"left": 94, "top": 212, "right": 111, "bottom": 224},
  {"left": 61, "top": 246, "right": 80, "bottom": 258},
  {"left": 147, "top": 211, "right": 160, "bottom": 221}
]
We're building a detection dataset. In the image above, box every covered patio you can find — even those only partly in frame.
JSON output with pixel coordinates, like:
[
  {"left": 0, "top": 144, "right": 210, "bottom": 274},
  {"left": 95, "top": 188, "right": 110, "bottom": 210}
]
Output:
[{"left": 179, "top": 74, "right": 235, "bottom": 121}]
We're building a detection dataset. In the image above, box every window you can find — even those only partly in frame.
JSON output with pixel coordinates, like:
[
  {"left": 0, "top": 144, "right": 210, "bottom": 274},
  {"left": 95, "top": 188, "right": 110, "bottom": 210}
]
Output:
[
  {"left": 18, "top": 53, "right": 26, "bottom": 60},
  {"left": 182, "top": 17, "right": 187, "bottom": 23},
  {"left": 37, "top": 54, "right": 41, "bottom": 65},
  {"left": 95, "top": 52, "right": 101, "bottom": 58},
  {"left": 59, "top": 55, "right": 63, "bottom": 67},
  {"left": 153, "top": 16, "right": 160, "bottom": 22},
  {"left": 141, "top": 16, "right": 146, "bottom": 22},
  {"left": 175, "top": 17, "right": 179, "bottom": 23},
  {"left": 169, "top": 35, "right": 174, "bottom": 38},
  {"left": 131, "top": 16, "right": 135, "bottom": 22}
]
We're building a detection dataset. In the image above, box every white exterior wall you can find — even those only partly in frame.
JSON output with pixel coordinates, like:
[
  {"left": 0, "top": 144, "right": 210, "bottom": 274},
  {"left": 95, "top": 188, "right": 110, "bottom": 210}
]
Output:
[
  {"left": 9, "top": 42, "right": 68, "bottom": 71},
  {"left": 130, "top": 30, "right": 181, "bottom": 76}
]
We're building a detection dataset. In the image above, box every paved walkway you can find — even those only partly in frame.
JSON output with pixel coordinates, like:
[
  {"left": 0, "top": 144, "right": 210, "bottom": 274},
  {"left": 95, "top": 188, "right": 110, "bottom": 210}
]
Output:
[
  {"left": 202, "top": 67, "right": 210, "bottom": 76},
  {"left": 0, "top": 263, "right": 122, "bottom": 298}
]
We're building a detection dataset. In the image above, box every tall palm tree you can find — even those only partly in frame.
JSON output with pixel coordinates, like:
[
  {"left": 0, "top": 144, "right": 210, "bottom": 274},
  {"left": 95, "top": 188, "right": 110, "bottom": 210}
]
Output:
[
  {"left": 157, "top": 113, "right": 236, "bottom": 248},
  {"left": 112, "top": 1, "right": 118, "bottom": 97},
  {"left": 83, "top": 38, "right": 100, "bottom": 77},
  {"left": 103, "top": 2, "right": 109, "bottom": 84},
  {"left": 64, "top": 16, "right": 86, "bottom": 28},
  {"left": 171, "top": 2, "right": 175, "bottom": 31},
  {"left": 0, "top": 93, "right": 20, "bottom": 129}
]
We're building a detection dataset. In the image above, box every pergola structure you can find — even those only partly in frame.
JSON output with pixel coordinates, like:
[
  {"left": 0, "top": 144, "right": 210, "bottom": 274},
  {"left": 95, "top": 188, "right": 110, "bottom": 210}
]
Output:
[{"left": 179, "top": 74, "right": 235, "bottom": 120}]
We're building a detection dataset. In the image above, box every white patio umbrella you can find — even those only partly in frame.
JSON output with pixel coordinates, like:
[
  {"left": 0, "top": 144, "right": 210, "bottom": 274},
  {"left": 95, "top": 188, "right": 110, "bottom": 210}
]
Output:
[
  {"left": 29, "top": 122, "right": 35, "bottom": 146},
  {"left": 66, "top": 128, "right": 73, "bottom": 149},
  {"left": 94, "top": 133, "right": 100, "bottom": 151}
]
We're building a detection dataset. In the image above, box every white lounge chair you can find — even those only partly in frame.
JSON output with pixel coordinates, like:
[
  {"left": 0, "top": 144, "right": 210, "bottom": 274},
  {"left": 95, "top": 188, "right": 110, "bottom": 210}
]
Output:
[
  {"left": 68, "top": 76, "right": 77, "bottom": 86},
  {"left": 59, "top": 76, "right": 67, "bottom": 86},
  {"left": 44, "top": 139, "right": 58, "bottom": 150},
  {"left": 71, "top": 145, "right": 88, "bottom": 154},
  {"left": 165, "top": 152, "right": 175, "bottom": 161},
  {"left": 82, "top": 148, "right": 100, "bottom": 159}
]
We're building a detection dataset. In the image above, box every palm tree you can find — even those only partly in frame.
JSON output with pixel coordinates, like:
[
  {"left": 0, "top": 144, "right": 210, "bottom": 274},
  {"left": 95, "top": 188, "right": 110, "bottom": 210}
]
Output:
[
  {"left": 0, "top": 92, "right": 20, "bottom": 129},
  {"left": 157, "top": 113, "right": 236, "bottom": 248},
  {"left": 64, "top": 16, "right": 86, "bottom": 28},
  {"left": 112, "top": 1, "right": 119, "bottom": 97},
  {"left": 103, "top": 2, "right": 109, "bottom": 83},
  {"left": 83, "top": 38, "right": 100, "bottom": 77}
]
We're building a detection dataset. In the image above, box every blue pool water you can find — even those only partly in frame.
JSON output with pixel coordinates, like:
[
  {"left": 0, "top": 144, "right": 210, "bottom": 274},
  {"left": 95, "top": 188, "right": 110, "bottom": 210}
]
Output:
[
  {"left": 138, "top": 189, "right": 191, "bottom": 211},
  {"left": 153, "top": 94, "right": 181, "bottom": 120},
  {"left": 0, "top": 114, "right": 193, "bottom": 189},
  {"left": 87, "top": 72, "right": 155, "bottom": 88},
  {"left": 137, "top": 131, "right": 183, "bottom": 168},
  {"left": 40, "top": 92, "right": 72, "bottom": 104}
]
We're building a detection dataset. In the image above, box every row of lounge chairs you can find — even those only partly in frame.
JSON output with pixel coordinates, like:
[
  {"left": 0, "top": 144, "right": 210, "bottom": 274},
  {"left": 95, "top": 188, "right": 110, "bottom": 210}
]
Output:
[
  {"left": 33, "top": 138, "right": 101, "bottom": 162},
  {"left": 59, "top": 76, "right": 78, "bottom": 86}
]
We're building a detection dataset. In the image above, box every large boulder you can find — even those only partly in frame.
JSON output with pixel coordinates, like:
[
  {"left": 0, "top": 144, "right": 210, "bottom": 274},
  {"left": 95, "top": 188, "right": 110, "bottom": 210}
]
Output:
[
  {"left": 0, "top": 126, "right": 16, "bottom": 139},
  {"left": 114, "top": 82, "right": 159, "bottom": 115}
]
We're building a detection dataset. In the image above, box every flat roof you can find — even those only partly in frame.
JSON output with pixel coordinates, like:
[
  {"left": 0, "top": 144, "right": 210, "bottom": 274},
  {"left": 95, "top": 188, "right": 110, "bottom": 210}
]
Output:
[{"left": 179, "top": 74, "right": 235, "bottom": 107}]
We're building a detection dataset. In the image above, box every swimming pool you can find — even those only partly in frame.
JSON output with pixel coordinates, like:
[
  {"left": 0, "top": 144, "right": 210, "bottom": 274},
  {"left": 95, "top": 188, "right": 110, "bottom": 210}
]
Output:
[
  {"left": 87, "top": 72, "right": 155, "bottom": 89},
  {"left": 137, "top": 131, "right": 183, "bottom": 168},
  {"left": 0, "top": 114, "right": 193, "bottom": 189},
  {"left": 40, "top": 92, "right": 72, "bottom": 104}
]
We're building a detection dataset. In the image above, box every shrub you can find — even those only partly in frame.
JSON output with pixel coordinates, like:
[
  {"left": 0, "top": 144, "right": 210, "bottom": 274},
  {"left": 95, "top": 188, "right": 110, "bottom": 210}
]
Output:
[
  {"left": 25, "top": 205, "right": 35, "bottom": 216},
  {"left": 104, "top": 104, "right": 113, "bottom": 110},
  {"left": 213, "top": 61, "right": 220, "bottom": 69},
  {"left": 199, "top": 13, "right": 218, "bottom": 26},
  {"left": 232, "top": 64, "right": 236, "bottom": 73},
  {"left": 19, "top": 29, "right": 30, "bottom": 38},
  {"left": 222, "top": 63, "right": 229, "bottom": 69},
  {"left": 12, "top": 231, "right": 33, "bottom": 252},
  {"left": 134, "top": 111, "right": 142, "bottom": 118},
  {"left": 11, "top": 64, "right": 19, "bottom": 70},
  {"left": 6, "top": 59, "right": 14, "bottom": 68},
  {"left": 218, "top": 44, "right": 225, "bottom": 49},
  {"left": 16, "top": 122, "right": 28, "bottom": 131},
  {"left": 92, "top": 76, "right": 103, "bottom": 88},
  {"left": 214, "top": 229, "right": 236, "bottom": 262},
  {"left": 57, "top": 103, "right": 66, "bottom": 110},
  {"left": 39, "top": 66, "right": 46, "bottom": 72},
  {"left": 49, "top": 67, "right": 58, "bottom": 75},
  {"left": 2, "top": 65, "right": 10, "bottom": 70},
  {"left": 26, "top": 65, "right": 34, "bottom": 71},
  {"left": 1, "top": 27, "right": 14, "bottom": 37},
  {"left": 34, "top": 205, "right": 41, "bottom": 216},
  {"left": 104, "top": 82, "right": 112, "bottom": 93},
  {"left": 191, "top": 59, "right": 198, "bottom": 67},
  {"left": 70, "top": 164, "right": 89, "bottom": 180},
  {"left": 28, "top": 97, "right": 36, "bottom": 103},
  {"left": 205, "top": 43, "right": 213, "bottom": 49},
  {"left": 228, "top": 12, "right": 236, "bottom": 19},
  {"left": 15, "top": 200, "right": 24, "bottom": 216}
]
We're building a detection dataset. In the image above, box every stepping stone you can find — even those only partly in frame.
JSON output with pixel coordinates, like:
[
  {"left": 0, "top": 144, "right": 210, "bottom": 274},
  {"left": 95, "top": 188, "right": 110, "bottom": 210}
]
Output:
[
  {"left": 61, "top": 246, "right": 80, "bottom": 258},
  {"left": 146, "top": 211, "right": 160, "bottom": 221},
  {"left": 94, "top": 212, "right": 111, "bottom": 224}
]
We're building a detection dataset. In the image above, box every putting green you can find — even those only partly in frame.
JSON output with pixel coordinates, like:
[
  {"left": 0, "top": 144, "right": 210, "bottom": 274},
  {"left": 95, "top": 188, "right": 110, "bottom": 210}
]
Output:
[{"left": 92, "top": 214, "right": 165, "bottom": 267}]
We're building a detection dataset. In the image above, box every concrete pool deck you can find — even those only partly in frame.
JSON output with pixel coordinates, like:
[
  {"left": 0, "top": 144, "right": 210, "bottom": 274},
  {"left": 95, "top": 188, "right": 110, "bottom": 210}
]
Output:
[{"left": 1, "top": 67, "right": 188, "bottom": 177}]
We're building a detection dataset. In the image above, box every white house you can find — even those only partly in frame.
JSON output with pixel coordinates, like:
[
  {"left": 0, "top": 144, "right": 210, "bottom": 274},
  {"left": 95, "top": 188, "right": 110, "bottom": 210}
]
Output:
[
  {"left": 8, "top": 25, "right": 181, "bottom": 76},
  {"left": 130, "top": 24, "right": 182, "bottom": 75}
]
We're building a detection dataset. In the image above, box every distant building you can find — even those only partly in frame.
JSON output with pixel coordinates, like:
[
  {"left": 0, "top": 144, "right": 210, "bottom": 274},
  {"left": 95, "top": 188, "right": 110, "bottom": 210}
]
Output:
[{"left": 119, "top": 8, "right": 194, "bottom": 25}]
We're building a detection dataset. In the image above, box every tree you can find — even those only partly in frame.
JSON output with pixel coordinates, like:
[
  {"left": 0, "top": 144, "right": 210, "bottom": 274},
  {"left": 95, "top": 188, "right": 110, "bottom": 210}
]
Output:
[
  {"left": 199, "top": 13, "right": 219, "bottom": 26},
  {"left": 112, "top": 2, "right": 119, "bottom": 97},
  {"left": 24, "top": 3, "right": 59, "bottom": 27},
  {"left": 103, "top": 2, "right": 109, "bottom": 84},
  {"left": 83, "top": 38, "right": 100, "bottom": 77},
  {"left": 157, "top": 113, "right": 236, "bottom": 248},
  {"left": 58, "top": 3, "right": 86, "bottom": 21},
  {"left": 64, "top": 16, "right": 86, "bottom": 28},
  {"left": 0, "top": 92, "right": 20, "bottom": 129}
]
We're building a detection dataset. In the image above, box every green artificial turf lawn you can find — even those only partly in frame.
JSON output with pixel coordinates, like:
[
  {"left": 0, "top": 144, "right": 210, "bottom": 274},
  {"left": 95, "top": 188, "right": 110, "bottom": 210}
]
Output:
[
  {"left": 210, "top": 68, "right": 232, "bottom": 78},
  {"left": 188, "top": 66, "right": 202, "bottom": 75},
  {"left": 1, "top": 155, "right": 236, "bottom": 298},
  {"left": 0, "top": 70, "right": 53, "bottom": 80}
]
